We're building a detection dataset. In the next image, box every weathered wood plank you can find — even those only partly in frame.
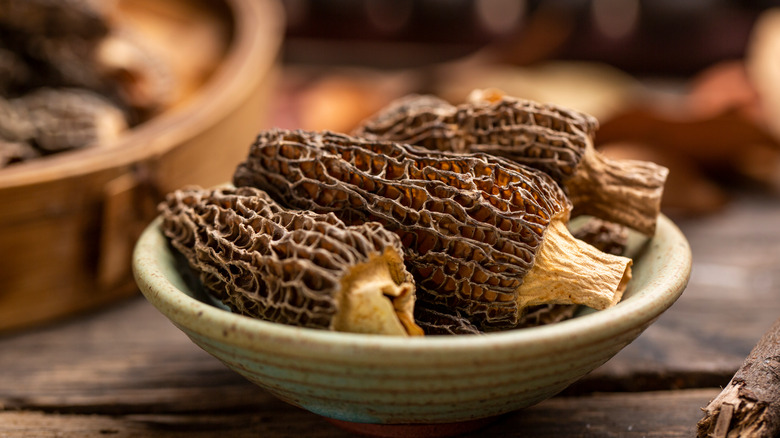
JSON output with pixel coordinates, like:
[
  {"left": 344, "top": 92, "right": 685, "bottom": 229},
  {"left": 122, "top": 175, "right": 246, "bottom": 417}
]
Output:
[
  {"left": 2, "top": 190, "right": 778, "bottom": 412},
  {"left": 0, "top": 389, "right": 717, "bottom": 438},
  {"left": 0, "top": 190, "right": 777, "bottom": 437},
  {"left": 474, "top": 389, "right": 717, "bottom": 438},
  {"left": 572, "top": 190, "right": 780, "bottom": 392},
  {"left": 0, "top": 297, "right": 265, "bottom": 414},
  {"left": 697, "top": 316, "right": 780, "bottom": 437}
]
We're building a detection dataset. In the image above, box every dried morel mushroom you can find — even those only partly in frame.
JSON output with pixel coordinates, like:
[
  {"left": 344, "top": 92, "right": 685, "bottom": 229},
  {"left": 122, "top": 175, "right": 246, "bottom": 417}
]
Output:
[
  {"left": 160, "top": 185, "right": 422, "bottom": 336},
  {"left": 96, "top": 31, "right": 175, "bottom": 119},
  {"left": 0, "top": 139, "right": 39, "bottom": 168},
  {"left": 0, "top": 88, "right": 126, "bottom": 161},
  {"left": 413, "top": 301, "right": 577, "bottom": 335},
  {"left": 0, "top": 0, "right": 110, "bottom": 39},
  {"left": 0, "top": 0, "right": 171, "bottom": 128},
  {"left": 18, "top": 88, "right": 127, "bottom": 152},
  {"left": 233, "top": 129, "right": 632, "bottom": 331},
  {"left": 352, "top": 90, "right": 669, "bottom": 236},
  {"left": 571, "top": 217, "right": 629, "bottom": 256},
  {"left": 0, "top": 0, "right": 111, "bottom": 96},
  {"left": 413, "top": 301, "right": 483, "bottom": 335}
]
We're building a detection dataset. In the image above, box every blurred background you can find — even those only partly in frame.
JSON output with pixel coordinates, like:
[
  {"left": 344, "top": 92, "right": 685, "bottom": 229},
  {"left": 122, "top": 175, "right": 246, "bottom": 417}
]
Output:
[
  {"left": 4, "top": 0, "right": 779, "bottom": 219},
  {"left": 272, "top": 0, "right": 780, "bottom": 219},
  {"left": 2, "top": 2, "right": 780, "bottom": 433}
]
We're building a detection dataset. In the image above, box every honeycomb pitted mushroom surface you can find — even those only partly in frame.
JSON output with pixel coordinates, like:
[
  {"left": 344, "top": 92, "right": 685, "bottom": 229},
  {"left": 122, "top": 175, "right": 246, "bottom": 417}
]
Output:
[
  {"left": 233, "top": 129, "right": 632, "bottom": 331},
  {"left": 352, "top": 90, "right": 668, "bottom": 236},
  {"left": 159, "top": 185, "right": 422, "bottom": 336}
]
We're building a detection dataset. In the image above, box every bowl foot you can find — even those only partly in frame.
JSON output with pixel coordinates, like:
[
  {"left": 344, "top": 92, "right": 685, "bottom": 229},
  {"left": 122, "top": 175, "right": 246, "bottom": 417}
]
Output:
[{"left": 325, "top": 416, "right": 499, "bottom": 438}]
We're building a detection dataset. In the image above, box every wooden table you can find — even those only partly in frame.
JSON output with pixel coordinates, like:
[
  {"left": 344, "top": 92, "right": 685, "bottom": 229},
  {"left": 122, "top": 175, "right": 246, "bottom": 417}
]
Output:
[{"left": 2, "top": 188, "right": 778, "bottom": 437}]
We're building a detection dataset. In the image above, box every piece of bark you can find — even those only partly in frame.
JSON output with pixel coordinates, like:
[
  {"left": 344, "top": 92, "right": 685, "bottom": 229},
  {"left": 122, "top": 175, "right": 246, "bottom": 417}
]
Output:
[{"left": 697, "top": 317, "right": 780, "bottom": 438}]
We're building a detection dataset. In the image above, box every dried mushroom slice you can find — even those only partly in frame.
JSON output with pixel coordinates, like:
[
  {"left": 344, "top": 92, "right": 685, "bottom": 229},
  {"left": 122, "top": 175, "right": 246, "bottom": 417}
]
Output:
[
  {"left": 233, "top": 129, "right": 632, "bottom": 331},
  {"left": 160, "top": 185, "right": 422, "bottom": 337},
  {"left": 352, "top": 90, "right": 668, "bottom": 236},
  {"left": 0, "top": 96, "right": 35, "bottom": 142}
]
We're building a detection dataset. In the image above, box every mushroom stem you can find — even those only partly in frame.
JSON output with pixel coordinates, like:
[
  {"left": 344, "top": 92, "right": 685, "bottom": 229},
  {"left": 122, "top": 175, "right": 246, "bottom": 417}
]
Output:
[
  {"left": 334, "top": 248, "right": 423, "bottom": 336},
  {"left": 565, "top": 144, "right": 668, "bottom": 236},
  {"left": 518, "top": 217, "right": 633, "bottom": 311}
]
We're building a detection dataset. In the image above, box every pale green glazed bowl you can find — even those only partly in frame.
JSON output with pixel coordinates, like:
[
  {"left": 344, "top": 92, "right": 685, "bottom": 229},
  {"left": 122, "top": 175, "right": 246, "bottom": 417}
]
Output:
[{"left": 132, "top": 214, "right": 691, "bottom": 427}]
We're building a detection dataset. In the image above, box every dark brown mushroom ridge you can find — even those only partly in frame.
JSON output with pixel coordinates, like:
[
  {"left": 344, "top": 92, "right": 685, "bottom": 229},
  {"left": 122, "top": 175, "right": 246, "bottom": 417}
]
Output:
[
  {"left": 353, "top": 93, "right": 597, "bottom": 184},
  {"left": 159, "top": 185, "right": 417, "bottom": 333},
  {"left": 353, "top": 92, "right": 668, "bottom": 235},
  {"left": 233, "top": 128, "right": 572, "bottom": 331}
]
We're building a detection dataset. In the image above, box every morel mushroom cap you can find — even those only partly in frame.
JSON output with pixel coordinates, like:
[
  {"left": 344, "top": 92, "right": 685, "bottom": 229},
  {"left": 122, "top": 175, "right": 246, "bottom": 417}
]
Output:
[
  {"left": 0, "top": 138, "right": 39, "bottom": 168},
  {"left": 0, "top": 0, "right": 110, "bottom": 39},
  {"left": 160, "top": 185, "right": 422, "bottom": 336},
  {"left": 352, "top": 89, "right": 669, "bottom": 236},
  {"left": 1, "top": 89, "right": 126, "bottom": 163},
  {"left": 233, "top": 129, "right": 632, "bottom": 331},
  {"left": 17, "top": 88, "right": 127, "bottom": 152}
]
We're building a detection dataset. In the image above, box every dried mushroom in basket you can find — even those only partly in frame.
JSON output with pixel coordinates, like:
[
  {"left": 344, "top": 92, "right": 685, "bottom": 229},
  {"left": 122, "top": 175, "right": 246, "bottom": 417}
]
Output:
[
  {"left": 352, "top": 89, "right": 669, "bottom": 236},
  {"left": 1, "top": 0, "right": 111, "bottom": 97},
  {"left": 159, "top": 185, "right": 422, "bottom": 336},
  {"left": 0, "top": 0, "right": 174, "bottom": 168},
  {"left": 233, "top": 129, "right": 632, "bottom": 332},
  {"left": 0, "top": 88, "right": 127, "bottom": 166},
  {"left": 0, "top": 0, "right": 171, "bottom": 115}
]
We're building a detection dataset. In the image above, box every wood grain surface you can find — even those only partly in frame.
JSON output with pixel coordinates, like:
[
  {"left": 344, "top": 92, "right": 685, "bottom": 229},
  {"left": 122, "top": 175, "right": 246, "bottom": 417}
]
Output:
[{"left": 1, "top": 189, "right": 778, "bottom": 436}]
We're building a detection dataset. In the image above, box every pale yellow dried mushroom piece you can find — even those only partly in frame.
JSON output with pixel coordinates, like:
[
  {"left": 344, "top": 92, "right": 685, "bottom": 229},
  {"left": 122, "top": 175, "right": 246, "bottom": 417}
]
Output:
[
  {"left": 353, "top": 89, "right": 668, "bottom": 236},
  {"left": 519, "top": 218, "right": 631, "bottom": 309},
  {"left": 159, "top": 185, "right": 422, "bottom": 337},
  {"left": 233, "top": 129, "right": 632, "bottom": 332}
]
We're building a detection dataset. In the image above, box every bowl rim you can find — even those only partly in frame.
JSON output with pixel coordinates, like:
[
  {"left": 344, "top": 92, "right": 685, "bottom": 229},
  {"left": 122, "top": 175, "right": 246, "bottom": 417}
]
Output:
[{"left": 132, "top": 213, "right": 691, "bottom": 357}]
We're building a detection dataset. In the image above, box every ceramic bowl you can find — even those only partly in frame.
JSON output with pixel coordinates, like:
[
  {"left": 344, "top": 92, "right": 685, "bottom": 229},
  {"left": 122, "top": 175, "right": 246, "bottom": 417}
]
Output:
[{"left": 132, "top": 214, "right": 691, "bottom": 432}]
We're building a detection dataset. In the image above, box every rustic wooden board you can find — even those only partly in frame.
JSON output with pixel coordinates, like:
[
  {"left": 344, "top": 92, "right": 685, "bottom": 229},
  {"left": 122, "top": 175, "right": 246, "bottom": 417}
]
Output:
[
  {"left": 0, "top": 297, "right": 260, "bottom": 414},
  {"left": 2, "top": 192, "right": 778, "bottom": 406},
  {"left": 1, "top": 189, "right": 777, "bottom": 436},
  {"left": 0, "top": 389, "right": 717, "bottom": 438},
  {"left": 574, "top": 190, "right": 780, "bottom": 391}
]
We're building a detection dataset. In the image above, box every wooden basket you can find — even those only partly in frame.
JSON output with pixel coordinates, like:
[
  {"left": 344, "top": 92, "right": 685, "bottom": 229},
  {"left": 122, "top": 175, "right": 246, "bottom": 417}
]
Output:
[{"left": 0, "top": 0, "right": 284, "bottom": 333}]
